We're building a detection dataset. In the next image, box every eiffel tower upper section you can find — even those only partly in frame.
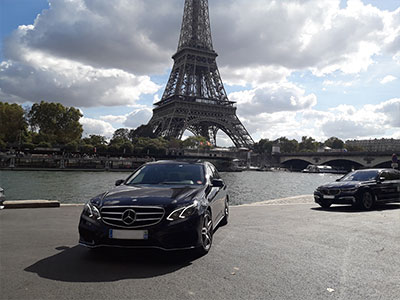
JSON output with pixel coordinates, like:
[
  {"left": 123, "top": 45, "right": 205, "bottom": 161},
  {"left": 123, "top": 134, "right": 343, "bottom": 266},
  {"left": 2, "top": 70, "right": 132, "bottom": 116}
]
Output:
[{"left": 149, "top": 0, "right": 254, "bottom": 148}]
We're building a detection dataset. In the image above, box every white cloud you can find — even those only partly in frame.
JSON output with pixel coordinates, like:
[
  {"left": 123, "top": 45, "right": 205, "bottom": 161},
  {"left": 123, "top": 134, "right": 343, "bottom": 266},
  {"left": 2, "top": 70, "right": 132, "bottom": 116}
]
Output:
[
  {"left": 380, "top": 75, "right": 397, "bottom": 84},
  {"left": 230, "top": 82, "right": 317, "bottom": 115},
  {"left": 124, "top": 108, "right": 153, "bottom": 129},
  {"left": 80, "top": 117, "right": 115, "bottom": 138},
  {"left": 373, "top": 98, "right": 400, "bottom": 127},
  {"left": 0, "top": 53, "right": 161, "bottom": 107}
]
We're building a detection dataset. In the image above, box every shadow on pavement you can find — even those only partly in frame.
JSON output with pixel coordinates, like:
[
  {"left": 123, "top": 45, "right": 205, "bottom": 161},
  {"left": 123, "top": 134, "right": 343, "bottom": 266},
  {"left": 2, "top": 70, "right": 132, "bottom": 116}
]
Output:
[
  {"left": 25, "top": 245, "right": 196, "bottom": 282},
  {"left": 311, "top": 203, "right": 400, "bottom": 213}
]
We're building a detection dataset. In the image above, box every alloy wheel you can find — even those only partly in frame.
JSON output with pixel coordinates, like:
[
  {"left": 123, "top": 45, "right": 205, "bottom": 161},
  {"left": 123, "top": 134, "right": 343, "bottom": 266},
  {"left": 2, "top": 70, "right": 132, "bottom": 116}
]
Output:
[
  {"left": 361, "top": 191, "right": 374, "bottom": 210},
  {"left": 201, "top": 211, "right": 213, "bottom": 252}
]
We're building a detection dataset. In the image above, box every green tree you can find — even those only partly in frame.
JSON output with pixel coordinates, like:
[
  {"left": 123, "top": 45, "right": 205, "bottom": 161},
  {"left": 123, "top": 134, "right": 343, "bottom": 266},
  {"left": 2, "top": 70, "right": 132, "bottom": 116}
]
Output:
[
  {"left": 28, "top": 101, "right": 83, "bottom": 145},
  {"left": 0, "top": 102, "right": 27, "bottom": 145},
  {"left": 82, "top": 135, "right": 108, "bottom": 147},
  {"left": 134, "top": 137, "right": 168, "bottom": 156},
  {"left": 298, "top": 136, "right": 318, "bottom": 152},
  {"left": 324, "top": 137, "right": 344, "bottom": 149},
  {"left": 254, "top": 139, "right": 273, "bottom": 154},
  {"left": 275, "top": 137, "right": 299, "bottom": 153}
]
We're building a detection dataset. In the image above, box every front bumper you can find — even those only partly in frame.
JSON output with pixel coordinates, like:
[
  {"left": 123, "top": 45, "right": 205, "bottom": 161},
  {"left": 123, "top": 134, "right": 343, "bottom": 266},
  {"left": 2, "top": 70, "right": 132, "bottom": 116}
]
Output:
[
  {"left": 78, "top": 213, "right": 202, "bottom": 250},
  {"left": 314, "top": 192, "right": 357, "bottom": 205}
]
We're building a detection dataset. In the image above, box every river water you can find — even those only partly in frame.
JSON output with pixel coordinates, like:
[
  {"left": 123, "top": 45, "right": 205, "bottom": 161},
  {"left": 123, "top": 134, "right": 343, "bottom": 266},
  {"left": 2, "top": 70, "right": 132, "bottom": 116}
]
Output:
[{"left": 0, "top": 170, "right": 341, "bottom": 205}]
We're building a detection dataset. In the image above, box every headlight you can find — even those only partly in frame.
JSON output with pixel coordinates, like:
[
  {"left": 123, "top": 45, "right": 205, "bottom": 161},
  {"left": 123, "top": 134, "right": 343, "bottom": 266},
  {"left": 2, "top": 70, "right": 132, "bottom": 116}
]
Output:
[
  {"left": 83, "top": 202, "right": 101, "bottom": 220},
  {"left": 167, "top": 201, "right": 199, "bottom": 221}
]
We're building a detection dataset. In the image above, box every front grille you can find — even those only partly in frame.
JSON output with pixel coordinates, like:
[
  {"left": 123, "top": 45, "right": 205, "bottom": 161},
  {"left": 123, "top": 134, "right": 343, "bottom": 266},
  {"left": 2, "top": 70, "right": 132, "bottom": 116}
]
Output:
[
  {"left": 100, "top": 206, "right": 165, "bottom": 228},
  {"left": 320, "top": 189, "right": 340, "bottom": 196}
]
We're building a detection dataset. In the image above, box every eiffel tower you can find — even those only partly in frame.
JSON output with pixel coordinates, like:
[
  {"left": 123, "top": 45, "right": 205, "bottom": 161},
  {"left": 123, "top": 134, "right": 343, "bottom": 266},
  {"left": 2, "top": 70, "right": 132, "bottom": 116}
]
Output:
[{"left": 147, "top": 0, "right": 254, "bottom": 148}]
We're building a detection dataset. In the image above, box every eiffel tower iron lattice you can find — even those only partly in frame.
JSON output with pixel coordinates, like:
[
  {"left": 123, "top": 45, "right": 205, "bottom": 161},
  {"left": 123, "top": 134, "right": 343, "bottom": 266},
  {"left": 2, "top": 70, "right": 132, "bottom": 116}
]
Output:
[{"left": 147, "top": 0, "right": 254, "bottom": 148}]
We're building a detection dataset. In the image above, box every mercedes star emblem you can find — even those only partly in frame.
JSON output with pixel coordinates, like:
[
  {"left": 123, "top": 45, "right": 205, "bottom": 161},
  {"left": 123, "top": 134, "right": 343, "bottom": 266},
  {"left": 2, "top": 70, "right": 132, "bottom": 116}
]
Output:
[{"left": 122, "top": 209, "right": 136, "bottom": 225}]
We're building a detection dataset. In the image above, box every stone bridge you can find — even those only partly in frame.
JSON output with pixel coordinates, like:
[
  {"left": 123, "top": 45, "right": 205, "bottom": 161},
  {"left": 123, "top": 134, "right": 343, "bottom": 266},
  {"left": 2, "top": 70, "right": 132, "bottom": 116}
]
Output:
[{"left": 277, "top": 151, "right": 396, "bottom": 171}]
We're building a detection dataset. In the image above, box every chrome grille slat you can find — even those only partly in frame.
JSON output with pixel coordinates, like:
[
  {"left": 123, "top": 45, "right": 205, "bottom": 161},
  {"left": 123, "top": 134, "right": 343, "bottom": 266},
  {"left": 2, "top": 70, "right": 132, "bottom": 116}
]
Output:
[{"left": 100, "top": 205, "right": 165, "bottom": 229}]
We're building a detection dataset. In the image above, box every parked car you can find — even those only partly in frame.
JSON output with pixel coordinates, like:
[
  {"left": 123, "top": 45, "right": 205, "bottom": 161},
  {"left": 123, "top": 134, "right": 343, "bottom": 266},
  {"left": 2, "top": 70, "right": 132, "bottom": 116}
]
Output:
[
  {"left": 79, "top": 160, "right": 229, "bottom": 255},
  {"left": 314, "top": 168, "right": 400, "bottom": 210}
]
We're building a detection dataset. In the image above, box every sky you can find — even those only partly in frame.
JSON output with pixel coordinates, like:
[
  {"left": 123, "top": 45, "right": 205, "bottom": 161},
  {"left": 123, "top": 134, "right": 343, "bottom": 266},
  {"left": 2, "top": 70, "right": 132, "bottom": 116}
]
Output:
[{"left": 0, "top": 0, "right": 399, "bottom": 147}]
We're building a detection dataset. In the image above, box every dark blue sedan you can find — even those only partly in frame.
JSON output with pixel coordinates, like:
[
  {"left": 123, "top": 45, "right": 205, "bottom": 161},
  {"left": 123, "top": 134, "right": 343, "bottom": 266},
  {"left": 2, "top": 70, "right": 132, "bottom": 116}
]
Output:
[{"left": 79, "top": 160, "right": 229, "bottom": 255}]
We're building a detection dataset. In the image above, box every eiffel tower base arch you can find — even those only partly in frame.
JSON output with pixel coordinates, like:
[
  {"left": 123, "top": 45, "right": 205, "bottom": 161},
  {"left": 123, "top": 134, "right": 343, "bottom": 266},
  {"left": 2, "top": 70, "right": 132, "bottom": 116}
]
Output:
[{"left": 148, "top": 99, "right": 253, "bottom": 148}]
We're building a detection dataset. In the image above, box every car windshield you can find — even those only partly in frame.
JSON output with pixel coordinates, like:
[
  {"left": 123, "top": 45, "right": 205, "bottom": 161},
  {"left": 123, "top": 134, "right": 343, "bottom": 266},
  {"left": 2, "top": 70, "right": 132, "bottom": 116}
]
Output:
[
  {"left": 340, "top": 170, "right": 379, "bottom": 182},
  {"left": 125, "top": 163, "right": 205, "bottom": 185}
]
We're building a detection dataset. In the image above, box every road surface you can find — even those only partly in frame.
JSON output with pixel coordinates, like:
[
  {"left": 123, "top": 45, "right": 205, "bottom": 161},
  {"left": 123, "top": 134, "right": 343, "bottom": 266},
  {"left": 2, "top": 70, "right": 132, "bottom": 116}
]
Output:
[{"left": 1, "top": 199, "right": 399, "bottom": 299}]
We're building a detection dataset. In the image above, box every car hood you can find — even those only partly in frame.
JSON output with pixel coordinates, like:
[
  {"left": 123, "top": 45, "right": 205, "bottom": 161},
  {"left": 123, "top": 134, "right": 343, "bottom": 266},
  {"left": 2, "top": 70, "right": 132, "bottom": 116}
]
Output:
[
  {"left": 318, "top": 181, "right": 361, "bottom": 189},
  {"left": 96, "top": 184, "right": 204, "bottom": 207}
]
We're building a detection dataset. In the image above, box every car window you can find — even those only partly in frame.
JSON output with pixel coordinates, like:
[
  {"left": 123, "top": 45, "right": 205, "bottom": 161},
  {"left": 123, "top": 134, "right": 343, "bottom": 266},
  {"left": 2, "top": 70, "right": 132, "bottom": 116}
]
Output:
[
  {"left": 206, "top": 164, "right": 215, "bottom": 181},
  {"left": 126, "top": 164, "right": 205, "bottom": 185},
  {"left": 209, "top": 163, "right": 221, "bottom": 179},
  {"left": 382, "top": 171, "right": 400, "bottom": 180},
  {"left": 340, "top": 170, "right": 379, "bottom": 182}
]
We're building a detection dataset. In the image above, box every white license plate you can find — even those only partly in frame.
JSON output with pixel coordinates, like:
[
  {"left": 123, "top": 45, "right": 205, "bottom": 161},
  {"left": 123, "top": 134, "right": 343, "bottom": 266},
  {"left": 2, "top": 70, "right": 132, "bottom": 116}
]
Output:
[
  {"left": 109, "top": 229, "right": 148, "bottom": 240},
  {"left": 323, "top": 195, "right": 335, "bottom": 199}
]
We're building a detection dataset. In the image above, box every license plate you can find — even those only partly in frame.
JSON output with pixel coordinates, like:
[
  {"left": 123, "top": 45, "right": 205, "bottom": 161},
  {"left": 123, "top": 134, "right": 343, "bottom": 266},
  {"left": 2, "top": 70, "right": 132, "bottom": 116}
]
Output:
[
  {"left": 109, "top": 229, "right": 148, "bottom": 240},
  {"left": 323, "top": 195, "right": 335, "bottom": 200}
]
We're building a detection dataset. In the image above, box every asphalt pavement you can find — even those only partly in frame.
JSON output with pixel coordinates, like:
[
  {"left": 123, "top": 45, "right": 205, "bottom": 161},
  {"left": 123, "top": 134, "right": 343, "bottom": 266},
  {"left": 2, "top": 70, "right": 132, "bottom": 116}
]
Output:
[{"left": 1, "top": 199, "right": 399, "bottom": 300}]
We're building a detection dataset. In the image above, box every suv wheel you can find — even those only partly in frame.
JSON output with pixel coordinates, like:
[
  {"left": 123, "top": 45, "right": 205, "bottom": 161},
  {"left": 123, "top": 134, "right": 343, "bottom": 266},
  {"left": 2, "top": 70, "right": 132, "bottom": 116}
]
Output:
[{"left": 359, "top": 191, "right": 375, "bottom": 210}]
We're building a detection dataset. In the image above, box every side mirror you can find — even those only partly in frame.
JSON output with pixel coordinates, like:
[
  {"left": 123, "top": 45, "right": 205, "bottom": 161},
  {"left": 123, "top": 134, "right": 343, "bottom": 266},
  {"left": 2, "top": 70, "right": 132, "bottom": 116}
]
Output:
[
  {"left": 378, "top": 177, "right": 385, "bottom": 182},
  {"left": 211, "top": 179, "right": 224, "bottom": 188},
  {"left": 115, "top": 179, "right": 125, "bottom": 186}
]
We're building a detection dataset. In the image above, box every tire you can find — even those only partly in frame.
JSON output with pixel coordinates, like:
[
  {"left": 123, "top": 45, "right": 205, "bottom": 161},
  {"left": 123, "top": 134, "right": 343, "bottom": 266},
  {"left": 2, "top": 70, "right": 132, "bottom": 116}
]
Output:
[
  {"left": 318, "top": 201, "right": 332, "bottom": 209},
  {"left": 196, "top": 210, "right": 213, "bottom": 256},
  {"left": 220, "top": 198, "right": 229, "bottom": 226},
  {"left": 359, "top": 191, "right": 375, "bottom": 210}
]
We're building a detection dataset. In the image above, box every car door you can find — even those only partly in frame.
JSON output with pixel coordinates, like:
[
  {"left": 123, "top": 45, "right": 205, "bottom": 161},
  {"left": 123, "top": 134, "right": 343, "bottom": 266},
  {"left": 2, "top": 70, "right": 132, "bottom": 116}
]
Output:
[
  {"left": 209, "top": 163, "right": 227, "bottom": 223},
  {"left": 205, "top": 164, "right": 220, "bottom": 225},
  {"left": 378, "top": 171, "right": 400, "bottom": 202},
  {"left": 381, "top": 170, "right": 400, "bottom": 202}
]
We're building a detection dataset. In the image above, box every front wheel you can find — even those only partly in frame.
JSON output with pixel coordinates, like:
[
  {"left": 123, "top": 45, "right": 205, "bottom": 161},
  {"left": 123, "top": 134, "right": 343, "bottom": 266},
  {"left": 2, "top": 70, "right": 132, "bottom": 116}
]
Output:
[
  {"left": 196, "top": 210, "right": 213, "bottom": 256},
  {"left": 359, "top": 191, "right": 375, "bottom": 210}
]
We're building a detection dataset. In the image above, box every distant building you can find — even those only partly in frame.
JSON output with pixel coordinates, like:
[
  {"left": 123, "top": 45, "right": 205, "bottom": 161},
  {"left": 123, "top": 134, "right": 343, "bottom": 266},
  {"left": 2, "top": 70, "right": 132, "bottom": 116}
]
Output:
[{"left": 346, "top": 138, "right": 400, "bottom": 152}]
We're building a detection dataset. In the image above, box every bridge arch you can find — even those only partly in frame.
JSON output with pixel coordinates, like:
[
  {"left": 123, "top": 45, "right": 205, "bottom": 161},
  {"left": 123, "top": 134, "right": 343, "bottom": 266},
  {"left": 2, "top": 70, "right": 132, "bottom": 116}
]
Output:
[
  {"left": 281, "top": 159, "right": 313, "bottom": 171},
  {"left": 373, "top": 160, "right": 392, "bottom": 168},
  {"left": 324, "top": 159, "right": 363, "bottom": 171}
]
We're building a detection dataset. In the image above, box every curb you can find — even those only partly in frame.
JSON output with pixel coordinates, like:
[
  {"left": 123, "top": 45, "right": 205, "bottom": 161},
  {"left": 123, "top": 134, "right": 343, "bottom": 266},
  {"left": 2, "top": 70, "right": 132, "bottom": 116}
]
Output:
[{"left": 2, "top": 200, "right": 60, "bottom": 209}]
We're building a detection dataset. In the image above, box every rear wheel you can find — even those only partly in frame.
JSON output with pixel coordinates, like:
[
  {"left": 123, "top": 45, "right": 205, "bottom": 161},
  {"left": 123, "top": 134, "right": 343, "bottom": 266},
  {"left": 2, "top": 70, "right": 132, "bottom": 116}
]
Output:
[
  {"left": 196, "top": 210, "right": 213, "bottom": 256},
  {"left": 359, "top": 191, "right": 375, "bottom": 210}
]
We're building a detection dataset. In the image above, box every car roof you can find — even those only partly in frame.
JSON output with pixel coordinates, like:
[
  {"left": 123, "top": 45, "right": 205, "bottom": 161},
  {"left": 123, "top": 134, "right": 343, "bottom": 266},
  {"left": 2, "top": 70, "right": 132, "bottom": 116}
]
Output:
[
  {"left": 353, "top": 168, "right": 398, "bottom": 173},
  {"left": 145, "top": 160, "right": 207, "bottom": 166}
]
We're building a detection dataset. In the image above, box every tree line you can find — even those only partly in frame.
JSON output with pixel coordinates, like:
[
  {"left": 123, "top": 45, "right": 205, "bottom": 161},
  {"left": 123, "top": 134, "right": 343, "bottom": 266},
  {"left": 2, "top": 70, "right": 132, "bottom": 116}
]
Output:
[
  {"left": 0, "top": 101, "right": 213, "bottom": 156},
  {"left": 0, "top": 101, "right": 363, "bottom": 156}
]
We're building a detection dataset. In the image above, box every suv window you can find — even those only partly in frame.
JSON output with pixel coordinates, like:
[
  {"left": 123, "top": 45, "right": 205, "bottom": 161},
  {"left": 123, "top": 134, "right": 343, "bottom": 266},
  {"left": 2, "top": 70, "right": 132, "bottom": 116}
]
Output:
[{"left": 382, "top": 170, "right": 400, "bottom": 180}]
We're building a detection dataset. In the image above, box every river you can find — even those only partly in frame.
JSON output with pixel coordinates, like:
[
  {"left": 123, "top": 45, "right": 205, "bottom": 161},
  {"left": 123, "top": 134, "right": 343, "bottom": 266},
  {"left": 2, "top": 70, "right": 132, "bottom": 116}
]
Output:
[{"left": 0, "top": 170, "right": 342, "bottom": 205}]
